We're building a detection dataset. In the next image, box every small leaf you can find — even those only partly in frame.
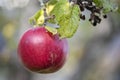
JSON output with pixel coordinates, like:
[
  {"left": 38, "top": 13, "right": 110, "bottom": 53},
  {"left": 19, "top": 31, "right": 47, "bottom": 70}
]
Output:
[
  {"left": 29, "top": 9, "right": 45, "bottom": 26},
  {"left": 46, "top": 5, "right": 55, "bottom": 15},
  {"left": 45, "top": 26, "right": 57, "bottom": 35},
  {"left": 45, "top": 0, "right": 57, "bottom": 15}
]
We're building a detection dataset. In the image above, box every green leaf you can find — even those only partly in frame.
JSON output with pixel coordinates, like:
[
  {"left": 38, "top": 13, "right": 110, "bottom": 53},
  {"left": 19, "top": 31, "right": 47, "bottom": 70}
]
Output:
[
  {"left": 58, "top": 5, "right": 80, "bottom": 38},
  {"left": 47, "top": 0, "right": 80, "bottom": 38},
  {"left": 47, "top": 0, "right": 58, "bottom": 5},
  {"left": 29, "top": 9, "right": 45, "bottom": 26},
  {"left": 45, "top": 0, "right": 58, "bottom": 15},
  {"left": 93, "top": 0, "right": 118, "bottom": 13},
  {"left": 48, "top": 0, "right": 69, "bottom": 23}
]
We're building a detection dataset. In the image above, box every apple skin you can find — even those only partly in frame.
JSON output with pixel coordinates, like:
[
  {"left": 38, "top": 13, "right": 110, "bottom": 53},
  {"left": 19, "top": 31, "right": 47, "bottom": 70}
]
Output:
[{"left": 18, "top": 27, "right": 68, "bottom": 73}]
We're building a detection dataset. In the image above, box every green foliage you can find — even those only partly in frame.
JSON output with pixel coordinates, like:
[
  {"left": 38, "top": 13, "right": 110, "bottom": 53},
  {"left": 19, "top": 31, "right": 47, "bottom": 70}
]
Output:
[
  {"left": 48, "top": 0, "right": 69, "bottom": 23},
  {"left": 29, "top": 9, "right": 45, "bottom": 26},
  {"left": 93, "top": 0, "right": 118, "bottom": 13},
  {"left": 29, "top": 0, "right": 80, "bottom": 38},
  {"left": 29, "top": 0, "right": 120, "bottom": 38},
  {"left": 47, "top": 0, "right": 58, "bottom": 5},
  {"left": 48, "top": 0, "right": 80, "bottom": 38},
  {"left": 57, "top": 5, "right": 80, "bottom": 38}
]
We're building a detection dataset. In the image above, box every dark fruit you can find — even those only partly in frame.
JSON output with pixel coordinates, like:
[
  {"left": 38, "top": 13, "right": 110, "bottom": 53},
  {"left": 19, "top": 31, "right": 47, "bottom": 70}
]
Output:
[
  {"left": 75, "top": 0, "right": 107, "bottom": 26},
  {"left": 18, "top": 27, "right": 68, "bottom": 73}
]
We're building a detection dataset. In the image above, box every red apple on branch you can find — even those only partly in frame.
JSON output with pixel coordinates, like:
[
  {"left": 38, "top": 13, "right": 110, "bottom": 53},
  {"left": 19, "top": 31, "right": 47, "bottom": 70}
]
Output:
[{"left": 18, "top": 27, "right": 68, "bottom": 73}]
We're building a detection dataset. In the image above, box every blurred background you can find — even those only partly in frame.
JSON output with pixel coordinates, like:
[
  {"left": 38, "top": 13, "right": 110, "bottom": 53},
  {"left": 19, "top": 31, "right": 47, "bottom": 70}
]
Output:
[{"left": 0, "top": 0, "right": 120, "bottom": 80}]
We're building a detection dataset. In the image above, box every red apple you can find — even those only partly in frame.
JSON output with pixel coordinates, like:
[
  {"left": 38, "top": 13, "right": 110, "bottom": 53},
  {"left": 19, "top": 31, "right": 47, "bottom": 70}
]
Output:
[{"left": 17, "top": 27, "right": 68, "bottom": 73}]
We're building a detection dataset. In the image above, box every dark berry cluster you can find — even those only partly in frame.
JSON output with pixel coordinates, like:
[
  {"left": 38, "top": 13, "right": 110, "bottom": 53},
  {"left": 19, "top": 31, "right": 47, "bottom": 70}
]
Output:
[{"left": 74, "top": 0, "right": 107, "bottom": 26}]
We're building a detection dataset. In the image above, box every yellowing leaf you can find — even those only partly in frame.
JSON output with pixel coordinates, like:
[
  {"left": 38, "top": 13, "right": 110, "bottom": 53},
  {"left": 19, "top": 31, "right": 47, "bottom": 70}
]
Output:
[
  {"left": 46, "top": 5, "right": 55, "bottom": 15},
  {"left": 37, "top": 10, "right": 45, "bottom": 25},
  {"left": 29, "top": 9, "right": 45, "bottom": 26}
]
